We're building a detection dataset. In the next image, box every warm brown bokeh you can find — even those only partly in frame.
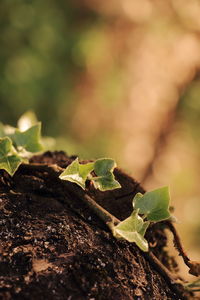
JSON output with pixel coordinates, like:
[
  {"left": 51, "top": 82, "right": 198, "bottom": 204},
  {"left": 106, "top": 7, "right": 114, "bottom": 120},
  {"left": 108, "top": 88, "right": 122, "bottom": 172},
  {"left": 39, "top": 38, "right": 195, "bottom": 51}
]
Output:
[{"left": 66, "top": 0, "right": 200, "bottom": 280}]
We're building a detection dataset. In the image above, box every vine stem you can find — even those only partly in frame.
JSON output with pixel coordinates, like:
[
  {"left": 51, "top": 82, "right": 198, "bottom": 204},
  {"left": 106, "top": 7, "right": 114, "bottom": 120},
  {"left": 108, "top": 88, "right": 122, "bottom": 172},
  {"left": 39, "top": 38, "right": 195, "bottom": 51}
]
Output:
[{"left": 165, "top": 220, "right": 200, "bottom": 277}]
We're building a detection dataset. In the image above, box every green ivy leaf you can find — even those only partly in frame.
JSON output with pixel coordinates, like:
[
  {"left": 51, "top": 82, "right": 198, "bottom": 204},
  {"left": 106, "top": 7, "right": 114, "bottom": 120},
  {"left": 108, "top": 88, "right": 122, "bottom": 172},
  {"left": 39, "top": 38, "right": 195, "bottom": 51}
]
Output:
[
  {"left": 13, "top": 123, "right": 43, "bottom": 153},
  {"left": 92, "top": 158, "right": 121, "bottom": 191},
  {"left": 113, "top": 210, "right": 149, "bottom": 252},
  {"left": 133, "top": 187, "right": 171, "bottom": 222},
  {"left": 0, "top": 137, "right": 22, "bottom": 176},
  {"left": 59, "top": 158, "right": 94, "bottom": 189}
]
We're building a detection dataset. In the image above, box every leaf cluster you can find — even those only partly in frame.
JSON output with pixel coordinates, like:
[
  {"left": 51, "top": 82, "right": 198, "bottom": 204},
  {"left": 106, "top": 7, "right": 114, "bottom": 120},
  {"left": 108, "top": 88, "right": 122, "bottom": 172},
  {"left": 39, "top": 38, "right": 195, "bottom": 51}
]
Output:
[
  {"left": 0, "top": 112, "right": 172, "bottom": 253},
  {"left": 59, "top": 157, "right": 121, "bottom": 191},
  {"left": 59, "top": 157, "right": 171, "bottom": 252},
  {"left": 0, "top": 112, "right": 43, "bottom": 175},
  {"left": 113, "top": 187, "right": 171, "bottom": 251}
]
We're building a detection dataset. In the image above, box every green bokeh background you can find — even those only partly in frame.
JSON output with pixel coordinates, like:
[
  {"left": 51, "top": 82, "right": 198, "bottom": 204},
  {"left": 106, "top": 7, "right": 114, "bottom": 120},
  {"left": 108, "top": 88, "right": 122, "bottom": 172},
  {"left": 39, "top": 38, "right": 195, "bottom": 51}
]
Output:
[{"left": 0, "top": 0, "right": 98, "bottom": 136}]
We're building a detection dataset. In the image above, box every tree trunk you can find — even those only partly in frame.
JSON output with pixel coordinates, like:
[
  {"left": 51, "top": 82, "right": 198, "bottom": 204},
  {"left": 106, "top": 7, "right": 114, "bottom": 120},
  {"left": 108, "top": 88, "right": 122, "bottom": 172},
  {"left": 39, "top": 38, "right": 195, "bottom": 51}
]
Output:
[{"left": 0, "top": 152, "right": 191, "bottom": 299}]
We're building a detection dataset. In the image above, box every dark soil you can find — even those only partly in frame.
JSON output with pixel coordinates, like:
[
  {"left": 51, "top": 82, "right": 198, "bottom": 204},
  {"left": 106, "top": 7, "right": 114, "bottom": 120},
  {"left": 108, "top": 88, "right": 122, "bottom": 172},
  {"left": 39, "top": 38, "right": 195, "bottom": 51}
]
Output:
[{"left": 0, "top": 151, "right": 192, "bottom": 300}]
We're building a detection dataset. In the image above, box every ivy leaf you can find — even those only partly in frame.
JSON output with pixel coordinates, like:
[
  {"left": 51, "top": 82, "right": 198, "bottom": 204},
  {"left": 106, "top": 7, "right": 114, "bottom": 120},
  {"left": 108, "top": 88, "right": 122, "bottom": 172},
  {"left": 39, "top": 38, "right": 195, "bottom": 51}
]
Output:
[
  {"left": 113, "top": 210, "right": 149, "bottom": 252},
  {"left": 59, "top": 158, "right": 94, "bottom": 189},
  {"left": 13, "top": 123, "right": 43, "bottom": 153},
  {"left": 0, "top": 137, "right": 22, "bottom": 176},
  {"left": 133, "top": 187, "right": 171, "bottom": 222},
  {"left": 92, "top": 158, "right": 121, "bottom": 191}
]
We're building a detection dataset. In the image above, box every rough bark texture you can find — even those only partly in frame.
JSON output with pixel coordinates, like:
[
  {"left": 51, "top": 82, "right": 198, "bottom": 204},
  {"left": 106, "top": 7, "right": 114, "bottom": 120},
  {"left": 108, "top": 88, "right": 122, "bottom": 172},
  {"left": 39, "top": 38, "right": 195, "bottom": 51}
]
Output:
[{"left": 0, "top": 152, "right": 191, "bottom": 299}]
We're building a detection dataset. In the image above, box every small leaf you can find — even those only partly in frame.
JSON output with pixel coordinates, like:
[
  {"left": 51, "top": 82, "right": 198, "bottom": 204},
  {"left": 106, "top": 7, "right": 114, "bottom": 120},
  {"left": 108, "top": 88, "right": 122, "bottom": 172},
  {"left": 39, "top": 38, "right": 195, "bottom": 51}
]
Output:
[
  {"left": 0, "top": 137, "right": 22, "bottom": 176},
  {"left": 113, "top": 210, "right": 149, "bottom": 252},
  {"left": 133, "top": 187, "right": 171, "bottom": 222},
  {"left": 59, "top": 158, "right": 94, "bottom": 189},
  {"left": 93, "top": 158, "right": 121, "bottom": 191},
  {"left": 13, "top": 123, "right": 43, "bottom": 153}
]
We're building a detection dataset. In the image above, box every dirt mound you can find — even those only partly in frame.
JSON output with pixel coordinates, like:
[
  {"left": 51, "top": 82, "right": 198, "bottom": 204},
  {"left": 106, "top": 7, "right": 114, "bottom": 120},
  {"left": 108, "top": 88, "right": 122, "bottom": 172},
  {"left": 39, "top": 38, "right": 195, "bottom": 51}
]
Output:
[{"left": 0, "top": 151, "right": 191, "bottom": 299}]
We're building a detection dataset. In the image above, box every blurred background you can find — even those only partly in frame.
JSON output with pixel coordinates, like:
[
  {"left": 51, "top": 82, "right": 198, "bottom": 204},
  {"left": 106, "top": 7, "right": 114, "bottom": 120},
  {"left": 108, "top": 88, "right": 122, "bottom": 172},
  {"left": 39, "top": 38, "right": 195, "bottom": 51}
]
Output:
[{"left": 0, "top": 0, "right": 200, "bottom": 281}]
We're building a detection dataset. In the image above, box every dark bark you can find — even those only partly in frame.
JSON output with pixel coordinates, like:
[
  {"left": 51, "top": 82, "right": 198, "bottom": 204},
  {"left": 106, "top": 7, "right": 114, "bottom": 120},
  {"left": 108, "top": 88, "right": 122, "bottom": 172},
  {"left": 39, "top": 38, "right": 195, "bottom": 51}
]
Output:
[{"left": 0, "top": 151, "right": 191, "bottom": 299}]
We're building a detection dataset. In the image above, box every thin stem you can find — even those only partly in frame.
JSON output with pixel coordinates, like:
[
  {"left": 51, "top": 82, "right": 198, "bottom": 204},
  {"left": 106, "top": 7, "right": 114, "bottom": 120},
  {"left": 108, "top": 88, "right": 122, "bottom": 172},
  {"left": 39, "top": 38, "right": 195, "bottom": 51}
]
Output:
[
  {"left": 80, "top": 193, "right": 120, "bottom": 228},
  {"left": 165, "top": 220, "right": 200, "bottom": 276}
]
